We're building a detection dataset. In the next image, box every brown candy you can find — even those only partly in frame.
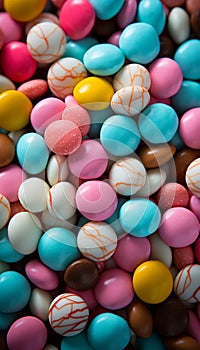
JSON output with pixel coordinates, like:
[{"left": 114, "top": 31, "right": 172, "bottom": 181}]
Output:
[
  {"left": 64, "top": 258, "right": 99, "bottom": 291},
  {"left": 138, "top": 142, "right": 176, "bottom": 168},
  {"left": 186, "top": 0, "right": 200, "bottom": 14},
  {"left": 154, "top": 297, "right": 188, "bottom": 337},
  {"left": 191, "top": 10, "right": 200, "bottom": 37},
  {"left": 162, "top": 0, "right": 186, "bottom": 7},
  {"left": 164, "top": 335, "right": 200, "bottom": 350},
  {"left": 128, "top": 299, "right": 153, "bottom": 338},
  {"left": 159, "top": 35, "right": 176, "bottom": 58},
  {"left": 0, "top": 133, "right": 15, "bottom": 167},
  {"left": 174, "top": 148, "right": 200, "bottom": 186}
]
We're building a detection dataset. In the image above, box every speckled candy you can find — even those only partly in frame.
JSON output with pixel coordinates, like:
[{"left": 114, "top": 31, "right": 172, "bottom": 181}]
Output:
[
  {"left": 174, "top": 264, "right": 200, "bottom": 302},
  {"left": 18, "top": 79, "right": 48, "bottom": 100}
]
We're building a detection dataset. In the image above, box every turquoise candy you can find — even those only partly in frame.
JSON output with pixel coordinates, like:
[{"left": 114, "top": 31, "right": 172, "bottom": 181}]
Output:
[
  {"left": 0, "top": 271, "right": 31, "bottom": 313},
  {"left": 88, "top": 106, "right": 114, "bottom": 139},
  {"left": 16, "top": 132, "right": 49, "bottom": 175},
  {"left": 137, "top": 0, "right": 166, "bottom": 35},
  {"left": 174, "top": 39, "right": 200, "bottom": 80},
  {"left": 89, "top": 0, "right": 125, "bottom": 20},
  {"left": 0, "top": 227, "right": 24, "bottom": 263},
  {"left": 138, "top": 103, "right": 179, "bottom": 143},
  {"left": 119, "top": 23, "right": 160, "bottom": 64},
  {"left": 61, "top": 331, "right": 92, "bottom": 350},
  {"left": 83, "top": 44, "right": 125, "bottom": 76},
  {"left": 0, "top": 312, "right": 17, "bottom": 330},
  {"left": 105, "top": 197, "right": 126, "bottom": 236},
  {"left": 171, "top": 80, "right": 200, "bottom": 114},
  {"left": 64, "top": 36, "right": 98, "bottom": 62},
  {"left": 136, "top": 331, "right": 166, "bottom": 350},
  {"left": 171, "top": 130, "right": 185, "bottom": 151},
  {"left": 119, "top": 198, "right": 161, "bottom": 237},
  {"left": 38, "top": 227, "right": 80, "bottom": 271},
  {"left": 100, "top": 115, "right": 140, "bottom": 156},
  {"left": 87, "top": 313, "right": 130, "bottom": 350}
]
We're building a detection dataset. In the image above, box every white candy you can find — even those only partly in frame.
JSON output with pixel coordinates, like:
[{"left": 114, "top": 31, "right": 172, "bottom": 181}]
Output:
[
  {"left": 8, "top": 212, "right": 42, "bottom": 255},
  {"left": 27, "top": 22, "right": 66, "bottom": 63},
  {"left": 109, "top": 157, "right": 146, "bottom": 196},
  {"left": 113, "top": 63, "right": 151, "bottom": 91},
  {"left": 47, "top": 154, "right": 69, "bottom": 186},
  {"left": 47, "top": 181, "right": 76, "bottom": 221},
  {"left": 29, "top": 288, "right": 52, "bottom": 321},
  {"left": 174, "top": 264, "right": 200, "bottom": 302},
  {"left": 186, "top": 158, "right": 200, "bottom": 197},
  {"left": 0, "top": 194, "right": 10, "bottom": 229},
  {"left": 136, "top": 168, "right": 167, "bottom": 197},
  {"left": 168, "top": 7, "right": 190, "bottom": 44},
  {"left": 149, "top": 233, "right": 172, "bottom": 268},
  {"left": 111, "top": 86, "right": 150, "bottom": 116},
  {"left": 18, "top": 177, "right": 50, "bottom": 213},
  {"left": 41, "top": 209, "right": 77, "bottom": 231},
  {"left": 0, "top": 74, "right": 16, "bottom": 93},
  {"left": 44, "top": 346, "right": 59, "bottom": 350},
  {"left": 77, "top": 221, "right": 117, "bottom": 262}
]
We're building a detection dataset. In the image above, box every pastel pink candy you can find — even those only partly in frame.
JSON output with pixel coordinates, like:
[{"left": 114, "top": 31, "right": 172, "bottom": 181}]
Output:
[
  {"left": 0, "top": 164, "right": 27, "bottom": 202},
  {"left": 179, "top": 108, "right": 200, "bottom": 149},
  {"left": 159, "top": 207, "right": 199, "bottom": 248},
  {"left": 25, "top": 259, "right": 59, "bottom": 290},
  {"left": 189, "top": 195, "right": 200, "bottom": 220},
  {"left": 0, "top": 13, "right": 22, "bottom": 44},
  {"left": 116, "top": 0, "right": 137, "bottom": 29},
  {"left": 65, "top": 286, "right": 98, "bottom": 310}
]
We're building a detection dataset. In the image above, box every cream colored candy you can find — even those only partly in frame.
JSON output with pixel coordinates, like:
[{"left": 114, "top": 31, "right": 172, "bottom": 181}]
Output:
[
  {"left": 29, "top": 288, "right": 52, "bottom": 321},
  {"left": 186, "top": 158, "right": 200, "bottom": 197},
  {"left": 111, "top": 86, "right": 150, "bottom": 116},
  {"left": 168, "top": 7, "right": 190, "bottom": 44},
  {"left": 44, "top": 345, "right": 59, "bottom": 350},
  {"left": 0, "top": 74, "right": 16, "bottom": 93},
  {"left": 41, "top": 209, "right": 77, "bottom": 231},
  {"left": 77, "top": 221, "right": 117, "bottom": 262},
  {"left": 46, "top": 154, "right": 69, "bottom": 186},
  {"left": 113, "top": 63, "right": 151, "bottom": 91},
  {"left": 149, "top": 233, "right": 172, "bottom": 268},
  {"left": 47, "top": 57, "right": 88, "bottom": 99},
  {"left": 109, "top": 157, "right": 146, "bottom": 196},
  {"left": 136, "top": 168, "right": 167, "bottom": 197},
  {"left": 0, "top": 194, "right": 10, "bottom": 229},
  {"left": 18, "top": 177, "right": 50, "bottom": 213},
  {"left": 8, "top": 212, "right": 42, "bottom": 254},
  {"left": 27, "top": 22, "right": 66, "bottom": 63}
]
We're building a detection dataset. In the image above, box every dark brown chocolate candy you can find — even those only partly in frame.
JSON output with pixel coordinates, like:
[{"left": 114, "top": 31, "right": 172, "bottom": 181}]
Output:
[
  {"left": 128, "top": 299, "right": 153, "bottom": 338},
  {"left": 186, "top": 0, "right": 200, "bottom": 14},
  {"left": 191, "top": 10, "right": 200, "bottom": 37},
  {"left": 0, "top": 133, "right": 15, "bottom": 167},
  {"left": 138, "top": 142, "right": 176, "bottom": 168},
  {"left": 162, "top": 0, "right": 186, "bottom": 7},
  {"left": 154, "top": 297, "right": 188, "bottom": 337},
  {"left": 164, "top": 335, "right": 200, "bottom": 350},
  {"left": 159, "top": 35, "right": 176, "bottom": 58},
  {"left": 174, "top": 148, "right": 200, "bottom": 186},
  {"left": 64, "top": 258, "right": 99, "bottom": 291}
]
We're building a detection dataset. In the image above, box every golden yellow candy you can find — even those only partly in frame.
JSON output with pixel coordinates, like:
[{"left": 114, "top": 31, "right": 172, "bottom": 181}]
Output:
[
  {"left": 133, "top": 260, "right": 173, "bottom": 304},
  {"left": 73, "top": 77, "right": 114, "bottom": 110},
  {"left": 0, "top": 90, "right": 32, "bottom": 131},
  {"left": 4, "top": 0, "right": 47, "bottom": 22}
]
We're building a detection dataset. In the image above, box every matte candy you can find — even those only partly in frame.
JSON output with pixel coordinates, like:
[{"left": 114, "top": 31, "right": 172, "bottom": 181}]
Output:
[{"left": 173, "top": 246, "right": 195, "bottom": 270}]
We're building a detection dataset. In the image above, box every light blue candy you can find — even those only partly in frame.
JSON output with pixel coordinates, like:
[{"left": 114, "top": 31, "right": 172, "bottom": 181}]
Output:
[
  {"left": 138, "top": 103, "right": 179, "bottom": 143},
  {"left": 0, "top": 227, "right": 24, "bottom": 263},
  {"left": 119, "top": 198, "right": 161, "bottom": 237},
  {"left": 171, "top": 80, "right": 200, "bottom": 114},
  {"left": 88, "top": 106, "right": 114, "bottom": 139},
  {"left": 16, "top": 132, "right": 49, "bottom": 174},
  {"left": 0, "top": 311, "right": 17, "bottom": 330},
  {"left": 136, "top": 331, "right": 166, "bottom": 350},
  {"left": 38, "top": 227, "right": 80, "bottom": 271},
  {"left": 83, "top": 44, "right": 125, "bottom": 76},
  {"left": 64, "top": 36, "right": 98, "bottom": 62},
  {"left": 89, "top": 0, "right": 125, "bottom": 20},
  {"left": 87, "top": 313, "right": 130, "bottom": 350},
  {"left": 171, "top": 130, "right": 185, "bottom": 151},
  {"left": 105, "top": 197, "right": 126, "bottom": 237},
  {"left": 137, "top": 0, "right": 166, "bottom": 35},
  {"left": 0, "top": 271, "right": 31, "bottom": 313},
  {"left": 61, "top": 331, "right": 93, "bottom": 350},
  {"left": 100, "top": 115, "right": 140, "bottom": 156},
  {"left": 174, "top": 39, "right": 200, "bottom": 80},
  {"left": 119, "top": 23, "right": 160, "bottom": 64}
]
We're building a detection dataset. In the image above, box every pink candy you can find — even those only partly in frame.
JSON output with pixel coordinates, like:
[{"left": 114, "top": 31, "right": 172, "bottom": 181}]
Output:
[
  {"left": 0, "top": 164, "right": 27, "bottom": 202},
  {"left": 25, "top": 259, "right": 59, "bottom": 291},
  {"left": 179, "top": 108, "right": 200, "bottom": 149}
]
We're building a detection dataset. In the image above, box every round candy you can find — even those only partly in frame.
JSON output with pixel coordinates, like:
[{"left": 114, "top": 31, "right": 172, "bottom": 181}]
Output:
[
  {"left": 175, "top": 147, "right": 200, "bottom": 186},
  {"left": 128, "top": 299, "right": 153, "bottom": 338},
  {"left": 113, "top": 63, "right": 151, "bottom": 91},
  {"left": 89, "top": 0, "right": 125, "bottom": 20},
  {"left": 174, "top": 39, "right": 200, "bottom": 80},
  {"left": 0, "top": 164, "right": 27, "bottom": 202},
  {"left": 27, "top": 22, "right": 66, "bottom": 63},
  {"left": 100, "top": 115, "right": 140, "bottom": 156},
  {"left": 38, "top": 227, "right": 80, "bottom": 271},
  {"left": 0, "top": 194, "right": 10, "bottom": 229},
  {"left": 7, "top": 316, "right": 47, "bottom": 350},
  {"left": 68, "top": 140, "right": 108, "bottom": 179},
  {"left": 119, "top": 23, "right": 160, "bottom": 64},
  {"left": 174, "top": 264, "right": 200, "bottom": 302},
  {"left": 87, "top": 313, "right": 130, "bottom": 350},
  {"left": 0, "top": 12, "right": 22, "bottom": 44},
  {"left": 76, "top": 181, "right": 118, "bottom": 221},
  {"left": 4, "top": 0, "right": 47, "bottom": 22},
  {"left": 25, "top": 259, "right": 59, "bottom": 291},
  {"left": 64, "top": 36, "right": 98, "bottom": 62},
  {"left": 190, "top": 195, "right": 200, "bottom": 221},
  {"left": 109, "top": 157, "right": 146, "bottom": 196},
  {"left": 137, "top": 0, "right": 166, "bottom": 35},
  {"left": 179, "top": 108, "right": 200, "bottom": 149},
  {"left": 0, "top": 226, "right": 24, "bottom": 263},
  {"left": 25, "top": 12, "right": 60, "bottom": 34},
  {"left": 29, "top": 288, "right": 52, "bottom": 321},
  {"left": 138, "top": 142, "right": 176, "bottom": 168},
  {"left": 44, "top": 119, "right": 82, "bottom": 155},
  {"left": 61, "top": 331, "right": 92, "bottom": 350},
  {"left": 133, "top": 260, "right": 173, "bottom": 304},
  {"left": 0, "top": 311, "right": 17, "bottom": 331},
  {"left": 0, "top": 271, "right": 31, "bottom": 313},
  {"left": 0, "top": 90, "right": 32, "bottom": 131},
  {"left": 77, "top": 221, "right": 117, "bottom": 262},
  {"left": 156, "top": 183, "right": 189, "bottom": 210},
  {"left": 65, "top": 286, "right": 97, "bottom": 310},
  {"left": 173, "top": 246, "right": 195, "bottom": 270},
  {"left": 186, "top": 158, "right": 200, "bottom": 197},
  {"left": 46, "top": 154, "right": 69, "bottom": 186},
  {"left": 49, "top": 293, "right": 89, "bottom": 336},
  {"left": 136, "top": 168, "right": 167, "bottom": 198},
  {"left": 17, "top": 79, "right": 48, "bottom": 100},
  {"left": 47, "top": 57, "right": 88, "bottom": 99}
]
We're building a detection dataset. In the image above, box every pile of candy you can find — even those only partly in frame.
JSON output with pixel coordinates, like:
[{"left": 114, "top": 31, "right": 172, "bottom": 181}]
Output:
[{"left": 0, "top": 0, "right": 200, "bottom": 349}]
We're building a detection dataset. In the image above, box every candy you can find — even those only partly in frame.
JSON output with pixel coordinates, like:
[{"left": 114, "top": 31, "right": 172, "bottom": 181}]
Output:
[
  {"left": 116, "top": 0, "right": 137, "bottom": 29},
  {"left": 136, "top": 168, "right": 167, "bottom": 197},
  {"left": 29, "top": 288, "right": 52, "bottom": 321},
  {"left": 17, "top": 79, "right": 48, "bottom": 100},
  {"left": 47, "top": 154, "right": 69, "bottom": 186},
  {"left": 137, "top": 0, "right": 166, "bottom": 35},
  {"left": 186, "top": 158, "right": 200, "bottom": 196},
  {"left": 128, "top": 299, "right": 153, "bottom": 338},
  {"left": 0, "top": 74, "right": 16, "bottom": 93},
  {"left": 64, "top": 36, "right": 99, "bottom": 62},
  {"left": 65, "top": 286, "right": 98, "bottom": 310},
  {"left": 179, "top": 108, "right": 200, "bottom": 149},
  {"left": 25, "top": 12, "right": 60, "bottom": 34},
  {"left": 174, "top": 264, "right": 200, "bottom": 302},
  {"left": 138, "top": 142, "right": 176, "bottom": 168},
  {"left": 156, "top": 182, "right": 189, "bottom": 210},
  {"left": 0, "top": 226, "right": 24, "bottom": 263},
  {"left": 171, "top": 80, "right": 200, "bottom": 114},
  {"left": 0, "top": 12, "right": 22, "bottom": 44},
  {"left": 89, "top": 0, "right": 125, "bottom": 20},
  {"left": 0, "top": 164, "right": 27, "bottom": 202},
  {"left": 168, "top": 7, "right": 190, "bottom": 44},
  {"left": 113, "top": 63, "right": 151, "bottom": 91},
  {"left": 0, "top": 194, "right": 10, "bottom": 229},
  {"left": 173, "top": 246, "right": 195, "bottom": 270},
  {"left": 149, "top": 233, "right": 172, "bottom": 268},
  {"left": 174, "top": 39, "right": 200, "bottom": 80},
  {"left": 25, "top": 259, "right": 59, "bottom": 291},
  {"left": 61, "top": 331, "right": 92, "bottom": 350},
  {"left": 0, "top": 133, "right": 15, "bottom": 167},
  {"left": 4, "top": 0, "right": 47, "bottom": 22},
  {"left": 48, "top": 293, "right": 89, "bottom": 336}
]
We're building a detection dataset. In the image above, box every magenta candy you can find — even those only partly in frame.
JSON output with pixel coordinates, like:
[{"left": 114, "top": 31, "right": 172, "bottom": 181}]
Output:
[
  {"left": 149, "top": 57, "right": 183, "bottom": 98},
  {"left": 187, "top": 310, "right": 200, "bottom": 344},
  {"left": 0, "top": 164, "right": 27, "bottom": 202},
  {"left": 0, "top": 41, "right": 37, "bottom": 82},
  {"left": 7, "top": 316, "right": 47, "bottom": 350},
  {"left": 159, "top": 207, "right": 199, "bottom": 248},
  {"left": 0, "top": 13, "right": 22, "bottom": 44},
  {"left": 113, "top": 235, "right": 151, "bottom": 272},
  {"left": 76, "top": 180, "right": 118, "bottom": 221},
  {"left": 65, "top": 286, "right": 98, "bottom": 310},
  {"left": 116, "top": 0, "right": 137, "bottom": 29},
  {"left": 59, "top": 0, "right": 96, "bottom": 40},
  {"left": 25, "top": 259, "right": 59, "bottom": 291},
  {"left": 194, "top": 238, "right": 200, "bottom": 264},
  {"left": 179, "top": 108, "right": 200, "bottom": 149},
  {"left": 94, "top": 268, "right": 134, "bottom": 310},
  {"left": 149, "top": 95, "right": 171, "bottom": 106},
  {"left": 107, "top": 30, "right": 122, "bottom": 46},
  {"left": 190, "top": 195, "right": 200, "bottom": 220}
]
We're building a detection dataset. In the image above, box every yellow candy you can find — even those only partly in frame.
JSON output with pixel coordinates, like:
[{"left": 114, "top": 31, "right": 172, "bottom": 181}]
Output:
[
  {"left": 73, "top": 77, "right": 114, "bottom": 110},
  {"left": 133, "top": 260, "right": 173, "bottom": 304},
  {"left": 0, "top": 90, "right": 32, "bottom": 131},
  {"left": 4, "top": 0, "right": 47, "bottom": 22}
]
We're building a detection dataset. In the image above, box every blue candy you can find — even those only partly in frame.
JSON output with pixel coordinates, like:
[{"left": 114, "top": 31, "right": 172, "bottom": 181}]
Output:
[
  {"left": 88, "top": 106, "right": 114, "bottom": 139},
  {"left": 61, "top": 331, "right": 92, "bottom": 350},
  {"left": 170, "top": 130, "right": 185, "bottom": 151},
  {"left": 119, "top": 198, "right": 161, "bottom": 237},
  {"left": 0, "top": 311, "right": 17, "bottom": 330},
  {"left": 83, "top": 44, "right": 125, "bottom": 76},
  {"left": 100, "top": 115, "right": 140, "bottom": 156},
  {"left": 64, "top": 36, "right": 98, "bottom": 62},
  {"left": 136, "top": 331, "right": 166, "bottom": 350},
  {"left": 105, "top": 197, "right": 126, "bottom": 236},
  {"left": 0, "top": 227, "right": 24, "bottom": 263},
  {"left": 89, "top": 0, "right": 125, "bottom": 20},
  {"left": 138, "top": 103, "right": 179, "bottom": 143},
  {"left": 174, "top": 39, "right": 200, "bottom": 80},
  {"left": 137, "top": 0, "right": 166, "bottom": 35},
  {"left": 171, "top": 80, "right": 200, "bottom": 114}
]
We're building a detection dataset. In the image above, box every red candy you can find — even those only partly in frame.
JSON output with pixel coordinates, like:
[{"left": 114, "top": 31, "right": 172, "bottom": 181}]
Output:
[
  {"left": 173, "top": 246, "right": 195, "bottom": 270},
  {"left": 156, "top": 182, "right": 189, "bottom": 210},
  {"left": 17, "top": 79, "right": 48, "bottom": 100}
]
